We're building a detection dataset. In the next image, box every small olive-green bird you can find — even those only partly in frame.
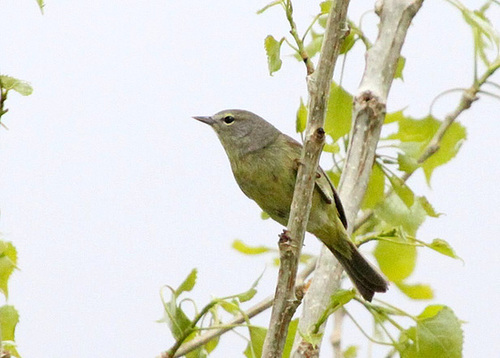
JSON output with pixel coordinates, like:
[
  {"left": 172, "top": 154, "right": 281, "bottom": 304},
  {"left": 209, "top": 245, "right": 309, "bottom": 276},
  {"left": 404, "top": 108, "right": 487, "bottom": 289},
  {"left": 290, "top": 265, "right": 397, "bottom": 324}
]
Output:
[{"left": 193, "top": 109, "right": 388, "bottom": 301}]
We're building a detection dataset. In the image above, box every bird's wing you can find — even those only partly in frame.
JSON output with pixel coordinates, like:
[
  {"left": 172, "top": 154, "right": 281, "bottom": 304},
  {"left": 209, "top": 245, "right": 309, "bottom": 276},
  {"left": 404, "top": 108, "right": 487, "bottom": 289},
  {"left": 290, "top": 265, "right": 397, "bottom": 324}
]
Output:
[
  {"left": 285, "top": 134, "right": 348, "bottom": 230},
  {"left": 316, "top": 167, "right": 348, "bottom": 230}
]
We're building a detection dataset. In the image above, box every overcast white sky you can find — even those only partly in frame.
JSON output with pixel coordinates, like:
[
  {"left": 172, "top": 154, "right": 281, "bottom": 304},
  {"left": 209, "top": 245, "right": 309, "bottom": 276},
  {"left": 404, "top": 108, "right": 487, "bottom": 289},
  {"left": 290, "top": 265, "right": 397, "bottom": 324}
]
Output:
[{"left": 1, "top": 1, "right": 499, "bottom": 357}]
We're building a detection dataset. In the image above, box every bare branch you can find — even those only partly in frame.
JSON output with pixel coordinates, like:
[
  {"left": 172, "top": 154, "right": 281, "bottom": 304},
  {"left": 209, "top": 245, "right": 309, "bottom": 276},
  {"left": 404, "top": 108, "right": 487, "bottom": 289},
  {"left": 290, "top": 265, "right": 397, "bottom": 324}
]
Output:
[
  {"left": 291, "top": 1, "right": 423, "bottom": 356},
  {"left": 262, "top": 0, "right": 350, "bottom": 356}
]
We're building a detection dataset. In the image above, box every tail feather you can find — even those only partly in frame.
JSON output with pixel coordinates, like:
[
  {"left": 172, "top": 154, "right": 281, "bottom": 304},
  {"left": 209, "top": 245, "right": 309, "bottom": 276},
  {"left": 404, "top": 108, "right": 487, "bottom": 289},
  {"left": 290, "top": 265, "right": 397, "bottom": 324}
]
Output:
[{"left": 330, "top": 242, "right": 388, "bottom": 302}]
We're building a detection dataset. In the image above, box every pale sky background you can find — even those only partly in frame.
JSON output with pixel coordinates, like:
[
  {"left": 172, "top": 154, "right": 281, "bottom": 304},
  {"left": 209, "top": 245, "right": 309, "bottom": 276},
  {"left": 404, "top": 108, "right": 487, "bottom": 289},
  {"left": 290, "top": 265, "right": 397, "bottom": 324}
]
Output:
[{"left": 1, "top": 1, "right": 499, "bottom": 357}]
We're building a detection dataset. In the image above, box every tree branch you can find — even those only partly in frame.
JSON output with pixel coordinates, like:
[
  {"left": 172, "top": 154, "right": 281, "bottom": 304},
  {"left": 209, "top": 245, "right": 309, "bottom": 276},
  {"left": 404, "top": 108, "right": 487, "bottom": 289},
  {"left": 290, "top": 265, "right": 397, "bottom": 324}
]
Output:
[
  {"left": 354, "top": 57, "right": 500, "bottom": 232},
  {"left": 162, "top": 259, "right": 316, "bottom": 358},
  {"left": 291, "top": 1, "right": 423, "bottom": 356},
  {"left": 261, "top": 1, "right": 350, "bottom": 357}
]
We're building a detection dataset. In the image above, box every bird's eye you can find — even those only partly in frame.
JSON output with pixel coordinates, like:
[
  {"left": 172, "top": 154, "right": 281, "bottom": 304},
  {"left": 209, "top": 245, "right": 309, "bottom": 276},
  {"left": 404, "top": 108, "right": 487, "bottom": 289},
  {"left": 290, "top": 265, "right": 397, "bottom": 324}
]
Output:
[{"left": 223, "top": 115, "right": 235, "bottom": 125}]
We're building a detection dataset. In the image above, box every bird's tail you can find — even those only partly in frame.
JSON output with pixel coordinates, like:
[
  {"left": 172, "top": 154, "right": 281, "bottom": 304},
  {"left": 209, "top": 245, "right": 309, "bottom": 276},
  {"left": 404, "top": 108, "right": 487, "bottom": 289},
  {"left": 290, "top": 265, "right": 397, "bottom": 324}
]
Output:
[{"left": 330, "top": 241, "right": 388, "bottom": 302}]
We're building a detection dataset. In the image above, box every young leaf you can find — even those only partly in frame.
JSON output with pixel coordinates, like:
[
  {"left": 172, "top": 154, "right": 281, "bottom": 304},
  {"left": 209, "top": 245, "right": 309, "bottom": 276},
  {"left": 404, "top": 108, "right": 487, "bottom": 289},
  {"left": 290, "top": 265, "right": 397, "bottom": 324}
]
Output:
[
  {"left": 264, "top": 35, "right": 284, "bottom": 75},
  {"left": 343, "top": 345, "right": 358, "bottom": 358},
  {"left": 361, "top": 163, "right": 385, "bottom": 209},
  {"left": 282, "top": 319, "right": 299, "bottom": 358},
  {"left": 232, "top": 239, "right": 271, "bottom": 255},
  {"left": 296, "top": 97, "right": 308, "bottom": 133},
  {"left": 325, "top": 82, "right": 353, "bottom": 141},
  {"left": 0, "top": 75, "right": 33, "bottom": 96},
  {"left": 397, "top": 152, "right": 420, "bottom": 173},
  {"left": 261, "top": 211, "right": 271, "bottom": 220},
  {"left": 36, "top": 0, "right": 45, "bottom": 13},
  {"left": 418, "top": 196, "right": 441, "bottom": 218},
  {"left": 319, "top": 1, "right": 332, "bottom": 14},
  {"left": 314, "top": 289, "right": 355, "bottom": 330},
  {"left": 374, "top": 236, "right": 416, "bottom": 282},
  {"left": 400, "top": 305, "right": 463, "bottom": 358},
  {"left": 387, "top": 174, "right": 415, "bottom": 208},
  {"left": 176, "top": 269, "right": 197, "bottom": 295},
  {"left": 244, "top": 326, "right": 267, "bottom": 358},
  {"left": 428, "top": 238, "right": 461, "bottom": 260},
  {"left": 0, "top": 241, "right": 18, "bottom": 299},
  {"left": 396, "top": 282, "right": 434, "bottom": 300},
  {"left": 0, "top": 305, "right": 20, "bottom": 357},
  {"left": 374, "top": 194, "right": 427, "bottom": 236},
  {"left": 394, "top": 56, "right": 406, "bottom": 80}
]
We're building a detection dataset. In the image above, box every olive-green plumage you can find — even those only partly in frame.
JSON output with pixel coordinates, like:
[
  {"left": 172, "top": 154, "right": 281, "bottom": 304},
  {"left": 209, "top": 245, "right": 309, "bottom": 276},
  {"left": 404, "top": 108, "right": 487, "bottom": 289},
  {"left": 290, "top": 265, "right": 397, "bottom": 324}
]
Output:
[{"left": 193, "top": 109, "right": 388, "bottom": 301}]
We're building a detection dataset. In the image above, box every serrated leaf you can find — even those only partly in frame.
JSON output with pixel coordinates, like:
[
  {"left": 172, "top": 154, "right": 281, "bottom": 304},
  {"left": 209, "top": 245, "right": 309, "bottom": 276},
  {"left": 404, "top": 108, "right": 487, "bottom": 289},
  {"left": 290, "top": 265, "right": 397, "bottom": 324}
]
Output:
[
  {"left": 264, "top": 35, "right": 283, "bottom": 75},
  {"left": 388, "top": 115, "right": 466, "bottom": 184},
  {"left": 296, "top": 97, "right": 308, "bottom": 133},
  {"left": 256, "top": 0, "right": 282, "bottom": 15},
  {"left": 362, "top": 164, "right": 385, "bottom": 209},
  {"left": 418, "top": 196, "right": 441, "bottom": 218},
  {"left": 387, "top": 174, "right": 415, "bottom": 208},
  {"left": 244, "top": 326, "right": 267, "bottom": 358},
  {"left": 374, "top": 234, "right": 416, "bottom": 282},
  {"left": 396, "top": 282, "right": 434, "bottom": 300},
  {"left": 0, "top": 305, "right": 20, "bottom": 357},
  {"left": 325, "top": 82, "right": 353, "bottom": 141},
  {"left": 375, "top": 194, "right": 427, "bottom": 236},
  {"left": 0, "top": 241, "right": 18, "bottom": 299},
  {"left": 176, "top": 269, "right": 197, "bottom": 295},
  {"left": 232, "top": 239, "right": 271, "bottom": 255},
  {"left": 400, "top": 305, "right": 463, "bottom": 358},
  {"left": 0, "top": 75, "right": 33, "bottom": 96},
  {"left": 427, "top": 239, "right": 461, "bottom": 259},
  {"left": 394, "top": 56, "right": 406, "bottom": 80}
]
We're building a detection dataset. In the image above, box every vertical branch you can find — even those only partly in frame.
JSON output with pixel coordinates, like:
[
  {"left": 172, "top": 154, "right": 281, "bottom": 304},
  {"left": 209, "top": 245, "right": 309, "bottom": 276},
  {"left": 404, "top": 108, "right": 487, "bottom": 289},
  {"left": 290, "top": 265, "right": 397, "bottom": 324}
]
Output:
[
  {"left": 291, "top": 1, "right": 423, "bottom": 357},
  {"left": 261, "top": 1, "right": 350, "bottom": 357}
]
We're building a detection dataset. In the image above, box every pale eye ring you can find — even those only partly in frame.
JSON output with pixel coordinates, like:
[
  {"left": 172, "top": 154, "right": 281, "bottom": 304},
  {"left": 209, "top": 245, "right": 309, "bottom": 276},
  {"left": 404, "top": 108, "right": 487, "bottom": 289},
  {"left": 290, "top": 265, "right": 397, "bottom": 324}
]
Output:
[{"left": 223, "top": 115, "right": 235, "bottom": 125}]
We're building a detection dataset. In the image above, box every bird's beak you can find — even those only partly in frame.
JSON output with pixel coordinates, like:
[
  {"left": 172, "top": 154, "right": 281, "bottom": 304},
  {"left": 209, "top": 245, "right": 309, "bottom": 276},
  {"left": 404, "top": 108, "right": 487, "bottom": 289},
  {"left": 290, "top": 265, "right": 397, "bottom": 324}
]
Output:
[{"left": 192, "top": 116, "right": 215, "bottom": 125}]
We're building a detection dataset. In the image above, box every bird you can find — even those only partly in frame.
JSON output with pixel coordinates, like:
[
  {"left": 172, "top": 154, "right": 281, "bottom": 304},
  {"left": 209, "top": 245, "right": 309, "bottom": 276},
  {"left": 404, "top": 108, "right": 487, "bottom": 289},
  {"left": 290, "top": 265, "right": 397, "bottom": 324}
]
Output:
[{"left": 193, "top": 109, "right": 388, "bottom": 301}]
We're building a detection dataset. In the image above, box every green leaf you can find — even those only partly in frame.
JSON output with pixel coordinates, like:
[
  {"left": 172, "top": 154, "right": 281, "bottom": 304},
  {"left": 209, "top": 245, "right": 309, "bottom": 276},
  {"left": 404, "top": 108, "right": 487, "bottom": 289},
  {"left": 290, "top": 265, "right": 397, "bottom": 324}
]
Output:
[
  {"left": 396, "top": 282, "right": 434, "bottom": 300},
  {"left": 314, "top": 289, "right": 355, "bottom": 330},
  {"left": 339, "top": 31, "right": 356, "bottom": 54},
  {"left": 323, "top": 142, "right": 339, "bottom": 153},
  {"left": 256, "top": 0, "right": 282, "bottom": 14},
  {"left": 325, "top": 82, "right": 353, "bottom": 141},
  {"left": 244, "top": 326, "right": 267, "bottom": 358},
  {"left": 326, "top": 169, "right": 341, "bottom": 187},
  {"left": 219, "top": 299, "right": 239, "bottom": 315},
  {"left": 400, "top": 305, "right": 463, "bottom": 358},
  {"left": 389, "top": 115, "right": 466, "bottom": 184},
  {"left": 295, "top": 32, "right": 324, "bottom": 61},
  {"left": 398, "top": 153, "right": 420, "bottom": 173},
  {"left": 36, "top": 0, "right": 45, "bottom": 13},
  {"left": 343, "top": 345, "right": 358, "bottom": 358},
  {"left": 384, "top": 109, "right": 405, "bottom": 124},
  {"left": 0, "top": 305, "right": 20, "bottom": 357},
  {"left": 0, "top": 75, "right": 33, "bottom": 96},
  {"left": 361, "top": 164, "right": 385, "bottom": 209},
  {"left": 374, "top": 194, "right": 427, "bottom": 236},
  {"left": 319, "top": 1, "right": 332, "bottom": 14},
  {"left": 232, "top": 239, "right": 271, "bottom": 255},
  {"left": 394, "top": 56, "right": 406, "bottom": 80},
  {"left": 296, "top": 97, "right": 308, "bottom": 133},
  {"left": 418, "top": 196, "right": 441, "bottom": 218},
  {"left": 161, "top": 296, "right": 193, "bottom": 341},
  {"left": 387, "top": 174, "right": 415, "bottom": 208},
  {"left": 374, "top": 233, "right": 416, "bottom": 282},
  {"left": 237, "top": 288, "right": 257, "bottom": 303},
  {"left": 264, "top": 35, "right": 284, "bottom": 75},
  {"left": 427, "top": 238, "right": 461, "bottom": 260},
  {"left": 0, "top": 241, "right": 18, "bottom": 299},
  {"left": 176, "top": 269, "right": 197, "bottom": 295},
  {"left": 421, "top": 120, "right": 466, "bottom": 184},
  {"left": 282, "top": 319, "right": 298, "bottom": 358}
]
